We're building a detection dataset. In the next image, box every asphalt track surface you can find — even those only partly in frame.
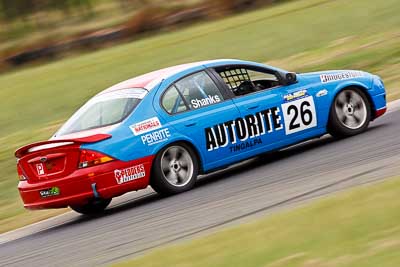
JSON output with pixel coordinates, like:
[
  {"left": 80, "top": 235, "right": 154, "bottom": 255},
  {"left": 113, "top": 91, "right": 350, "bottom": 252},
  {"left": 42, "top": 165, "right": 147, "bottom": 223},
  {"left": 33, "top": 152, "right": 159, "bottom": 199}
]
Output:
[{"left": 1, "top": 103, "right": 400, "bottom": 267}]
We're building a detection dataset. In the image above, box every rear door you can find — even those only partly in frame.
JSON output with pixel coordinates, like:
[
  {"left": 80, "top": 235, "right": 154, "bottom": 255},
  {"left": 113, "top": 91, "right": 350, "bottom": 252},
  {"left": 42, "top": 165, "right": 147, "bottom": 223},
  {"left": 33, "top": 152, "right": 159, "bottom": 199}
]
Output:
[
  {"left": 156, "top": 70, "right": 244, "bottom": 171},
  {"left": 211, "top": 66, "right": 287, "bottom": 154}
]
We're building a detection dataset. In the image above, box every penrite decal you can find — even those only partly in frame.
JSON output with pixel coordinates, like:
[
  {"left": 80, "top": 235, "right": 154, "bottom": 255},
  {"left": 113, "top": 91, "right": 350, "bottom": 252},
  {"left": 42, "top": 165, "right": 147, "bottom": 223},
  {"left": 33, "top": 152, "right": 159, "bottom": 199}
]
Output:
[
  {"left": 320, "top": 71, "right": 364, "bottom": 83},
  {"left": 205, "top": 107, "right": 283, "bottom": 152},
  {"left": 141, "top": 128, "right": 171, "bottom": 146}
]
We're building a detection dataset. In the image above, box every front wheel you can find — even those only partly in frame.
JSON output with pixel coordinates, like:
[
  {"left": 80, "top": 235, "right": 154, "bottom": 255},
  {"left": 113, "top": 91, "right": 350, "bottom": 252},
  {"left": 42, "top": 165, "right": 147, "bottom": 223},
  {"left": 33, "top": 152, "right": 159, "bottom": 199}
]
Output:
[
  {"left": 70, "top": 198, "right": 111, "bottom": 215},
  {"left": 151, "top": 143, "right": 198, "bottom": 196},
  {"left": 328, "top": 87, "right": 371, "bottom": 137}
]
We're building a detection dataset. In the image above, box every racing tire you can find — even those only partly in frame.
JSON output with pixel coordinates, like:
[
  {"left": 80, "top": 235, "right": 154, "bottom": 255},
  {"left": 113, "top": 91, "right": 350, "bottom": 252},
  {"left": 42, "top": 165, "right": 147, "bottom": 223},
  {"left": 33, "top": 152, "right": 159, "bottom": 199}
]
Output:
[
  {"left": 151, "top": 143, "right": 198, "bottom": 196},
  {"left": 70, "top": 198, "right": 112, "bottom": 215},
  {"left": 328, "top": 87, "right": 371, "bottom": 138}
]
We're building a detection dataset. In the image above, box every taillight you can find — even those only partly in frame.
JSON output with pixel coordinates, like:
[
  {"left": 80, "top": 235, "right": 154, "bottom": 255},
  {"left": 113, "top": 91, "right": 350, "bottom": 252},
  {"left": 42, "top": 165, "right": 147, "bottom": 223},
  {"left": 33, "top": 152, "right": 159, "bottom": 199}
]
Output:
[
  {"left": 78, "top": 149, "right": 114, "bottom": 169},
  {"left": 17, "top": 162, "right": 27, "bottom": 181}
]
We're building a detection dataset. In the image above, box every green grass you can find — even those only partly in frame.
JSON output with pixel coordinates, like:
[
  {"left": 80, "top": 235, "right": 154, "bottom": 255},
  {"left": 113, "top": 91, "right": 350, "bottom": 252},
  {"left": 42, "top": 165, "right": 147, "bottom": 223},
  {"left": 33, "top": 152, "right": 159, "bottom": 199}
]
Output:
[
  {"left": 0, "top": 0, "right": 399, "bottom": 233},
  {"left": 270, "top": 31, "right": 400, "bottom": 100},
  {"left": 113, "top": 177, "right": 400, "bottom": 267}
]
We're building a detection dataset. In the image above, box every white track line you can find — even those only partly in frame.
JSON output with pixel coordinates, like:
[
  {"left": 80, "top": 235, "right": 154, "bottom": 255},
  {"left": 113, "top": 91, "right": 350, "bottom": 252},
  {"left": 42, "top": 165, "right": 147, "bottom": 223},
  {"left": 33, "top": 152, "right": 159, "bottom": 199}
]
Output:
[{"left": 387, "top": 99, "right": 400, "bottom": 113}]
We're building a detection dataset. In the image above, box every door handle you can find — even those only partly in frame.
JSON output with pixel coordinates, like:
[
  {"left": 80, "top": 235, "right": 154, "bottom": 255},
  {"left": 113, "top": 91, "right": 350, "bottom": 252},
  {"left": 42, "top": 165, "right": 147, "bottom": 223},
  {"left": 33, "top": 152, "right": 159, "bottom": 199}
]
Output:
[
  {"left": 185, "top": 122, "right": 197, "bottom": 127},
  {"left": 247, "top": 105, "right": 259, "bottom": 110}
]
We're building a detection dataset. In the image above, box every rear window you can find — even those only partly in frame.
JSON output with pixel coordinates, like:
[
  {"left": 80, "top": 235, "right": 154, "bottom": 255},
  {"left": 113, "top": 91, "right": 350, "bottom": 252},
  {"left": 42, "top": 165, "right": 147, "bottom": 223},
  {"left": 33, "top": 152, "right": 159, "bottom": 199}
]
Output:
[{"left": 56, "top": 88, "right": 147, "bottom": 136}]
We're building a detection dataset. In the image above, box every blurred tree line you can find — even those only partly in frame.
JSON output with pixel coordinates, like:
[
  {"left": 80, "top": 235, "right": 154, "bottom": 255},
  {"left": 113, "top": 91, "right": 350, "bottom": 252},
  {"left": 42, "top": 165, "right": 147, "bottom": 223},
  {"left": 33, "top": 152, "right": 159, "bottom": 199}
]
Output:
[
  {"left": 0, "top": 0, "right": 93, "bottom": 21},
  {"left": 0, "top": 0, "right": 284, "bottom": 68},
  {"left": 0, "top": 0, "right": 150, "bottom": 21}
]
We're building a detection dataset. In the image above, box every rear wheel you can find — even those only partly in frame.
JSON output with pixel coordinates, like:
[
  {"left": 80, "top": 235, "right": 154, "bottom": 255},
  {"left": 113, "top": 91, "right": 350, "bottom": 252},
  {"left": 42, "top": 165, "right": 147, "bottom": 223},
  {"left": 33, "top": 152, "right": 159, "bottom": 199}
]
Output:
[
  {"left": 70, "top": 198, "right": 111, "bottom": 215},
  {"left": 151, "top": 143, "right": 198, "bottom": 196},
  {"left": 328, "top": 87, "right": 371, "bottom": 137}
]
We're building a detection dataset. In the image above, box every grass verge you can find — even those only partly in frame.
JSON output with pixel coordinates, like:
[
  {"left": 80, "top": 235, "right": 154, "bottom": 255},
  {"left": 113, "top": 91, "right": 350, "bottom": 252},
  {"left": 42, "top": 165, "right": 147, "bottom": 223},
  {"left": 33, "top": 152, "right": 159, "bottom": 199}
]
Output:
[
  {"left": 114, "top": 177, "right": 400, "bottom": 267},
  {"left": 0, "top": 0, "right": 399, "bottom": 233}
]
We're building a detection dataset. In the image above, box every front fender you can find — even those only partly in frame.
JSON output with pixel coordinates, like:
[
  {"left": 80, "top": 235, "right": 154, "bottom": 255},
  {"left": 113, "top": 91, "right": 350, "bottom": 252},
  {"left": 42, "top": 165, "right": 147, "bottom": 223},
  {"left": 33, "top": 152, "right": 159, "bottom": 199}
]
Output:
[{"left": 333, "top": 80, "right": 372, "bottom": 95}]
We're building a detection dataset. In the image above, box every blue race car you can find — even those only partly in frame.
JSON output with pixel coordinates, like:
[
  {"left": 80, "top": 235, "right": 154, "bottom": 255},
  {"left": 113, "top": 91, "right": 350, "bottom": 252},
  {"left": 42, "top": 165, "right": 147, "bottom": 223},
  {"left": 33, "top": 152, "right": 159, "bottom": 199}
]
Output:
[{"left": 15, "top": 59, "right": 387, "bottom": 214}]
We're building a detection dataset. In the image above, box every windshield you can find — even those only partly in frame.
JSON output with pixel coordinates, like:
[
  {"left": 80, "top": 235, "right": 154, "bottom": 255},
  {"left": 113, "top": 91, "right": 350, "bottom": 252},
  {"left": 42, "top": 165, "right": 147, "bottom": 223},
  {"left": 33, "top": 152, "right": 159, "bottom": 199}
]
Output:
[{"left": 56, "top": 88, "right": 147, "bottom": 136}]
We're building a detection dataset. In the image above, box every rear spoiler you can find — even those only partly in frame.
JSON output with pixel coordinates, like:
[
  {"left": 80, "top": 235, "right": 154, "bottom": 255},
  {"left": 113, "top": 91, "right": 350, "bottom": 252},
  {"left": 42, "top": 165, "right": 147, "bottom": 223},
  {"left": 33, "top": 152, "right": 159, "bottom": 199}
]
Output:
[{"left": 15, "top": 134, "right": 111, "bottom": 158}]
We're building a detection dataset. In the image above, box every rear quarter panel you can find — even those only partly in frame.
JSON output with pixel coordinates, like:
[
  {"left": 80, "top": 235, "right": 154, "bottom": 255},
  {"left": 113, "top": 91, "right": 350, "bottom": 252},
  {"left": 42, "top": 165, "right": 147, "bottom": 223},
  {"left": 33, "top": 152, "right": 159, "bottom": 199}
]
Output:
[{"left": 80, "top": 86, "right": 172, "bottom": 162}]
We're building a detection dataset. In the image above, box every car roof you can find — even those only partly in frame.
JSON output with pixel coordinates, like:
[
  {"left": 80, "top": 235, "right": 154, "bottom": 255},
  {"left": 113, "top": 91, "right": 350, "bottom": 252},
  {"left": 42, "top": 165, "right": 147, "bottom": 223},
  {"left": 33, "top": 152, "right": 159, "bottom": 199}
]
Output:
[{"left": 100, "top": 59, "right": 257, "bottom": 94}]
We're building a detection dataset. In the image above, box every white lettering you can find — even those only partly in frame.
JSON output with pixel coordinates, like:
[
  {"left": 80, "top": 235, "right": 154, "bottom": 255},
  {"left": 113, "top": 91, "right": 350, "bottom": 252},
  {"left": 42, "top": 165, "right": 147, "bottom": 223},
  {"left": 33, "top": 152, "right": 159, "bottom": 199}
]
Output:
[
  {"left": 36, "top": 163, "right": 45, "bottom": 176},
  {"left": 141, "top": 128, "right": 171, "bottom": 146},
  {"left": 190, "top": 95, "right": 222, "bottom": 109},
  {"left": 320, "top": 71, "right": 364, "bottom": 83}
]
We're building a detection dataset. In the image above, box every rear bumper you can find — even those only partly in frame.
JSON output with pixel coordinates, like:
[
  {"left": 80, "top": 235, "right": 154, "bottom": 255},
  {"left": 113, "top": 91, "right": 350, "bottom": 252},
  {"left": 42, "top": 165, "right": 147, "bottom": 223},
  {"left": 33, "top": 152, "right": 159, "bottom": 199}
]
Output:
[{"left": 18, "top": 155, "right": 154, "bottom": 209}]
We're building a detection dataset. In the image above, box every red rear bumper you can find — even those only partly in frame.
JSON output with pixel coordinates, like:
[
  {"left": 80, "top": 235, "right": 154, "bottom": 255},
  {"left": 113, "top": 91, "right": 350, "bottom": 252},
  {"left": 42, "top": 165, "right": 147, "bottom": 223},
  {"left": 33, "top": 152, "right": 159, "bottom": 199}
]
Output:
[{"left": 18, "top": 155, "right": 154, "bottom": 209}]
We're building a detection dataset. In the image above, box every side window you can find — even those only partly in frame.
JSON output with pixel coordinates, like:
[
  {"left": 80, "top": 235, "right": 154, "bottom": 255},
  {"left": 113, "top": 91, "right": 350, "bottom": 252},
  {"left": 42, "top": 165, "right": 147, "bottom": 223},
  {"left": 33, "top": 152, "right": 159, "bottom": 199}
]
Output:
[
  {"left": 175, "top": 71, "right": 224, "bottom": 110},
  {"left": 216, "top": 67, "right": 281, "bottom": 96},
  {"left": 162, "top": 85, "right": 188, "bottom": 114}
]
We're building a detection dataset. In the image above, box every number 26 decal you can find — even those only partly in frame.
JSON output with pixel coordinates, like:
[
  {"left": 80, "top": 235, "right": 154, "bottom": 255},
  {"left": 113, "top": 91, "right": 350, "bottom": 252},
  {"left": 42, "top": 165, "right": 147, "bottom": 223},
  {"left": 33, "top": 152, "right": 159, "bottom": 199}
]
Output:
[{"left": 281, "top": 96, "right": 317, "bottom": 135}]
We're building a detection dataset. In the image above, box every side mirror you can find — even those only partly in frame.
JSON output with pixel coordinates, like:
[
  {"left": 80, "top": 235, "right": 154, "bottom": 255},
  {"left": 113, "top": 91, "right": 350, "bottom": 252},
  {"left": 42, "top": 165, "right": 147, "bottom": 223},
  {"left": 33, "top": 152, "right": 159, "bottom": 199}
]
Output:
[{"left": 285, "top": 72, "right": 297, "bottom": 85}]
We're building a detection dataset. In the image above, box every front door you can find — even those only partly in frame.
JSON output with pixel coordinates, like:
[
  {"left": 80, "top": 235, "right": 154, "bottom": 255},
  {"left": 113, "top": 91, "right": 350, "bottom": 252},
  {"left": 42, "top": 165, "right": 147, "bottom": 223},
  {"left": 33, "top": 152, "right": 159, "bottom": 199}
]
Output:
[{"left": 211, "top": 66, "right": 288, "bottom": 156}]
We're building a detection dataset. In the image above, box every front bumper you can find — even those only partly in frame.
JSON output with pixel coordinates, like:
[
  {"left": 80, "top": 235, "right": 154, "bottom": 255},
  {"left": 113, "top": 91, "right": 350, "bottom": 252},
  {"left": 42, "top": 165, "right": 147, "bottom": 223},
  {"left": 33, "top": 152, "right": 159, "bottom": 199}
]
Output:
[
  {"left": 18, "top": 155, "right": 154, "bottom": 209},
  {"left": 371, "top": 92, "right": 387, "bottom": 120}
]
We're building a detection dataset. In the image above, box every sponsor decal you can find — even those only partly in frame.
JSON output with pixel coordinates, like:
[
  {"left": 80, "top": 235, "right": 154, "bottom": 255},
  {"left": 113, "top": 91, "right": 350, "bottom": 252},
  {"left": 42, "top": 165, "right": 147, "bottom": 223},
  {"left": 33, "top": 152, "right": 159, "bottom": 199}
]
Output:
[
  {"left": 130, "top": 117, "right": 162, "bottom": 136},
  {"left": 39, "top": 187, "right": 60, "bottom": 198},
  {"left": 281, "top": 96, "right": 317, "bottom": 135},
  {"left": 283, "top": 89, "right": 308, "bottom": 103},
  {"left": 229, "top": 138, "right": 262, "bottom": 153},
  {"left": 36, "top": 163, "right": 45, "bottom": 176},
  {"left": 114, "top": 164, "right": 146, "bottom": 184},
  {"left": 141, "top": 128, "right": 171, "bottom": 146},
  {"left": 320, "top": 71, "right": 364, "bottom": 83},
  {"left": 191, "top": 95, "right": 221, "bottom": 109},
  {"left": 316, "top": 89, "right": 328, "bottom": 97},
  {"left": 205, "top": 107, "right": 283, "bottom": 152}
]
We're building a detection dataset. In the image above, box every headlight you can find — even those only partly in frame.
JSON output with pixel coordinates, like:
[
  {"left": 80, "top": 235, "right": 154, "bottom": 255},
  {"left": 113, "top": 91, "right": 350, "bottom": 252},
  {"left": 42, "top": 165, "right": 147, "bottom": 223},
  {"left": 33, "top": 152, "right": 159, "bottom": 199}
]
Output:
[{"left": 373, "top": 76, "right": 385, "bottom": 91}]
